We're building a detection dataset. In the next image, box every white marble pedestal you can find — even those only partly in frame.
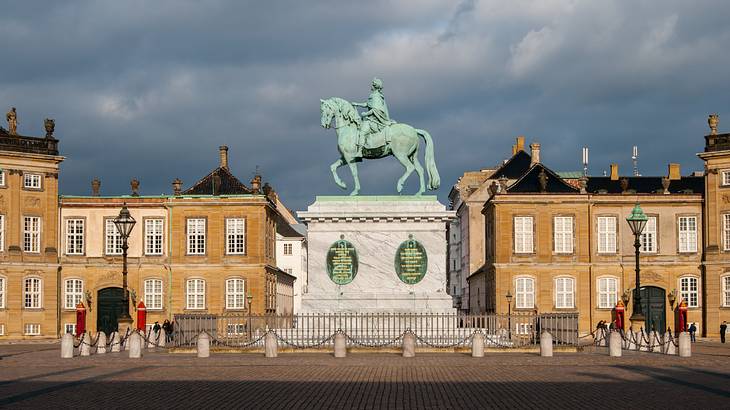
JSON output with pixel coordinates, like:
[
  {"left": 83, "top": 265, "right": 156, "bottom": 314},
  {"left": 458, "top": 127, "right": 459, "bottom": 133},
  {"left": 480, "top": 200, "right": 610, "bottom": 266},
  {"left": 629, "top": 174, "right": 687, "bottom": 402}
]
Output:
[{"left": 297, "top": 196, "right": 456, "bottom": 313}]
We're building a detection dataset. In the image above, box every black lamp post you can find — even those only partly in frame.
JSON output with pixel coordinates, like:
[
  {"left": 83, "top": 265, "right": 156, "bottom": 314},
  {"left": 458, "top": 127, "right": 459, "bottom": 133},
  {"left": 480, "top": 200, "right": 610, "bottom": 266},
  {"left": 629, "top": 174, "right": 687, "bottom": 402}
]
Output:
[
  {"left": 506, "top": 290, "right": 513, "bottom": 339},
  {"left": 246, "top": 290, "right": 254, "bottom": 339},
  {"left": 113, "top": 203, "right": 136, "bottom": 323},
  {"left": 626, "top": 203, "right": 648, "bottom": 327}
]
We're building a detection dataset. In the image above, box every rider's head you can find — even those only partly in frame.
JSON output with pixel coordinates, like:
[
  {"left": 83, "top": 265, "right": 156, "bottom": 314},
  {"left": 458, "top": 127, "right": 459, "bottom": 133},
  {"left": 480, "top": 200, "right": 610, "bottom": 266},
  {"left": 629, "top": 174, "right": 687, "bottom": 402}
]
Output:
[{"left": 371, "top": 77, "right": 383, "bottom": 91}]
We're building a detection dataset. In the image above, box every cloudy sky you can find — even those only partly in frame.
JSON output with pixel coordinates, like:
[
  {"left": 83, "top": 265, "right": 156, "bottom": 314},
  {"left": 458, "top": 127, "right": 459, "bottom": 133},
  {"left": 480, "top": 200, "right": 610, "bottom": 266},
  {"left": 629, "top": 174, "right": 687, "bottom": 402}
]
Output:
[{"left": 2, "top": 1, "right": 729, "bottom": 211}]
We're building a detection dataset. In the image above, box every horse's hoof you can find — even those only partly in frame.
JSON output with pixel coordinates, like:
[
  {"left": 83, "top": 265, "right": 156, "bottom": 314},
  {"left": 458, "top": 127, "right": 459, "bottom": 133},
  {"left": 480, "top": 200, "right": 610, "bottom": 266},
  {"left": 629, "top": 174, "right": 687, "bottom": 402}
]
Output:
[
  {"left": 337, "top": 183, "right": 347, "bottom": 190},
  {"left": 349, "top": 191, "right": 359, "bottom": 196}
]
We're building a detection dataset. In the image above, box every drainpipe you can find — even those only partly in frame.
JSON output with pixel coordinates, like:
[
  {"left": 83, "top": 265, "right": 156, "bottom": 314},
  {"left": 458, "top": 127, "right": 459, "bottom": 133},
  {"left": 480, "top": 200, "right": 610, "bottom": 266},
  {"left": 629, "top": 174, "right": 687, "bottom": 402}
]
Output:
[
  {"left": 587, "top": 197, "right": 593, "bottom": 334},
  {"left": 56, "top": 266, "right": 62, "bottom": 338},
  {"left": 166, "top": 202, "right": 173, "bottom": 321}
]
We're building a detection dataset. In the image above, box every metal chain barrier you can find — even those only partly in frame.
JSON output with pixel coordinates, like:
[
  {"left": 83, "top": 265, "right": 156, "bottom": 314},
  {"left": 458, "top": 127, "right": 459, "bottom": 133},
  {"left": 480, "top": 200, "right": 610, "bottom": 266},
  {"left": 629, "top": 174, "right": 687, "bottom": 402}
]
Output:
[
  {"left": 344, "top": 330, "right": 409, "bottom": 348},
  {"left": 413, "top": 330, "right": 478, "bottom": 349},
  {"left": 272, "top": 330, "right": 336, "bottom": 349}
]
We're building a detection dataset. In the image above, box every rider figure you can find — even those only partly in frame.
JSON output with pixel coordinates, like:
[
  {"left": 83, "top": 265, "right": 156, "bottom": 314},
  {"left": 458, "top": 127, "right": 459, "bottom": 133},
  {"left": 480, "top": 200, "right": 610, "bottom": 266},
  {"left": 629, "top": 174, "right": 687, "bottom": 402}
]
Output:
[{"left": 352, "top": 78, "right": 393, "bottom": 156}]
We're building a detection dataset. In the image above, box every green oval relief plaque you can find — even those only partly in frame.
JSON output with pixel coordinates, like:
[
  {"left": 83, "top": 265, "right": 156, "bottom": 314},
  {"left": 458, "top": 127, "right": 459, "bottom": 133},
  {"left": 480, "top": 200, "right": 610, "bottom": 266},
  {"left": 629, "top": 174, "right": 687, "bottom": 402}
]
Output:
[
  {"left": 326, "top": 235, "right": 358, "bottom": 285},
  {"left": 395, "top": 235, "right": 428, "bottom": 285}
]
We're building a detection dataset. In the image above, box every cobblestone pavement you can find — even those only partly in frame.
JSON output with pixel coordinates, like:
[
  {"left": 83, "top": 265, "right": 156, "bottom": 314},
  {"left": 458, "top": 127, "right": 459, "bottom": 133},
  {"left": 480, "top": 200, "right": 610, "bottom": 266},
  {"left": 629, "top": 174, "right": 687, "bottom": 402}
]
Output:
[{"left": 0, "top": 342, "right": 728, "bottom": 409}]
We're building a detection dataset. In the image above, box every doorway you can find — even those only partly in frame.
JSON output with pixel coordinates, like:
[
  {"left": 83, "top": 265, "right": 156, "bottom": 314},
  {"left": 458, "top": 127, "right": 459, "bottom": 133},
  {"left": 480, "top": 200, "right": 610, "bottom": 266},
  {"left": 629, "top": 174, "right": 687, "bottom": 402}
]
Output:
[
  {"left": 639, "top": 286, "right": 666, "bottom": 332},
  {"left": 97, "top": 287, "right": 125, "bottom": 335}
]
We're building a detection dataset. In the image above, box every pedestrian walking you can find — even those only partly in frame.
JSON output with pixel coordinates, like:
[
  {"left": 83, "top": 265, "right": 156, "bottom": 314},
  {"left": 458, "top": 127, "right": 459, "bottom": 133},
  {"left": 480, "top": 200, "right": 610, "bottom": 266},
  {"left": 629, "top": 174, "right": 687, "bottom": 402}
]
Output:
[
  {"left": 688, "top": 323, "right": 697, "bottom": 342},
  {"left": 163, "top": 319, "right": 173, "bottom": 343},
  {"left": 721, "top": 321, "right": 727, "bottom": 344}
]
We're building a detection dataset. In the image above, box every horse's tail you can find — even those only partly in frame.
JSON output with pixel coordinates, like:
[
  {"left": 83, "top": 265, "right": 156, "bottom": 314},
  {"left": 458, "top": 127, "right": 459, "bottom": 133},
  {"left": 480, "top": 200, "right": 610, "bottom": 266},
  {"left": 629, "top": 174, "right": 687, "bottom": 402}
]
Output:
[{"left": 417, "top": 129, "right": 440, "bottom": 190}]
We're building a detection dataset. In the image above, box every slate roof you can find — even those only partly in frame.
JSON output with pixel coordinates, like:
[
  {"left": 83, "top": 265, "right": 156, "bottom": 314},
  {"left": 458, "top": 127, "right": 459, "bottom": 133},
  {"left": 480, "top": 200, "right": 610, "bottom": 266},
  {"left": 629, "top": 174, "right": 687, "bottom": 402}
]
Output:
[
  {"left": 278, "top": 222, "right": 304, "bottom": 238},
  {"left": 182, "top": 166, "right": 253, "bottom": 195},
  {"left": 586, "top": 176, "right": 704, "bottom": 195},
  {"left": 507, "top": 164, "right": 579, "bottom": 193},
  {"left": 490, "top": 150, "right": 532, "bottom": 179}
]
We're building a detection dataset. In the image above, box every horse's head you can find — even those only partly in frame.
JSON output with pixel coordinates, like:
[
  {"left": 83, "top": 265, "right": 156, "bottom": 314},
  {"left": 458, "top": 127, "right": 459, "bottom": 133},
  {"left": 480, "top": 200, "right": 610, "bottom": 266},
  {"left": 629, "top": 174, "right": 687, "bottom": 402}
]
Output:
[{"left": 320, "top": 98, "right": 334, "bottom": 129}]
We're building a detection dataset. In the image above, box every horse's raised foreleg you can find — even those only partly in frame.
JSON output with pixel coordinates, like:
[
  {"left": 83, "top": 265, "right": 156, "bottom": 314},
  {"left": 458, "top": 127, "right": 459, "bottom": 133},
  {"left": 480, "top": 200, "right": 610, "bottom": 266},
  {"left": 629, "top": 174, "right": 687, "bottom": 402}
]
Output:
[
  {"left": 330, "top": 158, "right": 347, "bottom": 190},
  {"left": 346, "top": 160, "right": 360, "bottom": 196},
  {"left": 393, "top": 151, "right": 416, "bottom": 194},
  {"left": 411, "top": 154, "right": 426, "bottom": 196}
]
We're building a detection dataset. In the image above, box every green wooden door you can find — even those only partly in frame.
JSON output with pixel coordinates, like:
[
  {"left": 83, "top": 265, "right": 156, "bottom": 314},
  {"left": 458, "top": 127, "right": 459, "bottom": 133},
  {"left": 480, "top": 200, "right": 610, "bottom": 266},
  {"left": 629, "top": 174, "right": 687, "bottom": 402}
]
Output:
[
  {"left": 97, "top": 287, "right": 124, "bottom": 336},
  {"left": 639, "top": 286, "right": 666, "bottom": 332}
]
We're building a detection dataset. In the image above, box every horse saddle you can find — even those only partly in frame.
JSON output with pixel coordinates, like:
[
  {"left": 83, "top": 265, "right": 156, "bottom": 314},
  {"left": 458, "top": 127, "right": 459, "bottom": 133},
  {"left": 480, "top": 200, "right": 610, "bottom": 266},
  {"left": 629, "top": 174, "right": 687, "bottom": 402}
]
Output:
[{"left": 363, "top": 126, "right": 391, "bottom": 150}]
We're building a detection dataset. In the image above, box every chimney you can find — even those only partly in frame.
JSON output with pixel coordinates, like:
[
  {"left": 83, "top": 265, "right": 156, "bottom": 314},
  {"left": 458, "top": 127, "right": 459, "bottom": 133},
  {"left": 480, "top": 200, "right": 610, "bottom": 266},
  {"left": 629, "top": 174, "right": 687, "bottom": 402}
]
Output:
[
  {"left": 668, "top": 163, "right": 681, "bottom": 180},
  {"left": 219, "top": 145, "right": 229, "bottom": 169},
  {"left": 250, "top": 174, "right": 261, "bottom": 193},
  {"left": 610, "top": 164, "right": 619, "bottom": 180},
  {"left": 91, "top": 178, "right": 101, "bottom": 196},
  {"left": 516, "top": 136, "right": 525, "bottom": 152},
  {"left": 530, "top": 142, "right": 540, "bottom": 165},
  {"left": 172, "top": 178, "right": 182, "bottom": 196}
]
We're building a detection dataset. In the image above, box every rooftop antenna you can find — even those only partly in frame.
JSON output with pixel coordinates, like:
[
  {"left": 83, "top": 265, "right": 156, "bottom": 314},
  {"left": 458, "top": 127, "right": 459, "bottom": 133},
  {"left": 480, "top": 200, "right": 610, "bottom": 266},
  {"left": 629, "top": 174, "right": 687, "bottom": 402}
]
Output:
[
  {"left": 582, "top": 147, "right": 589, "bottom": 177},
  {"left": 632, "top": 145, "right": 639, "bottom": 176}
]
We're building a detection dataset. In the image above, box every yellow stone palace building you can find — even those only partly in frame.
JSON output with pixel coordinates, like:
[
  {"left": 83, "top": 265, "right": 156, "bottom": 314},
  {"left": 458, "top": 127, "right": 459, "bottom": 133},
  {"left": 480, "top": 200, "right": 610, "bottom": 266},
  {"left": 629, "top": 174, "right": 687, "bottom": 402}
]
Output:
[
  {"left": 461, "top": 116, "right": 730, "bottom": 338},
  {"left": 0, "top": 112, "right": 295, "bottom": 339}
]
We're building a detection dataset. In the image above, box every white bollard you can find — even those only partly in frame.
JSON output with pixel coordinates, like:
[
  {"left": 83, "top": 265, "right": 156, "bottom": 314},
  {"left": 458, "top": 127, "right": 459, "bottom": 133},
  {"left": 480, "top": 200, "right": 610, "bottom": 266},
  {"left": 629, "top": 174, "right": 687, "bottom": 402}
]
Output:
[
  {"left": 97, "top": 332, "right": 107, "bottom": 354},
  {"left": 61, "top": 333, "right": 74, "bottom": 358},
  {"left": 111, "top": 332, "right": 121, "bottom": 353},
  {"left": 157, "top": 331, "right": 166, "bottom": 348},
  {"left": 128, "top": 332, "right": 143, "bottom": 359},
  {"left": 609, "top": 332, "right": 622, "bottom": 357},
  {"left": 598, "top": 329, "right": 607, "bottom": 347},
  {"left": 678, "top": 332, "right": 691, "bottom": 357},
  {"left": 471, "top": 333, "right": 485, "bottom": 358},
  {"left": 402, "top": 332, "right": 416, "bottom": 358},
  {"left": 264, "top": 332, "right": 278, "bottom": 358},
  {"left": 197, "top": 332, "right": 210, "bottom": 358},
  {"left": 651, "top": 331, "right": 662, "bottom": 353},
  {"left": 665, "top": 332, "right": 676, "bottom": 355},
  {"left": 80, "top": 332, "right": 92, "bottom": 356},
  {"left": 334, "top": 333, "right": 347, "bottom": 358},
  {"left": 635, "top": 331, "right": 645, "bottom": 351},
  {"left": 147, "top": 331, "right": 157, "bottom": 349},
  {"left": 540, "top": 332, "right": 553, "bottom": 357}
]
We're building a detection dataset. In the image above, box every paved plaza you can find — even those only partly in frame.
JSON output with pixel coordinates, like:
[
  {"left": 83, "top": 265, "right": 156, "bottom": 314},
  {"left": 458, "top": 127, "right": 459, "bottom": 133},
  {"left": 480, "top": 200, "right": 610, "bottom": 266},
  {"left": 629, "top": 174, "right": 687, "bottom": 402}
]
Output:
[{"left": 0, "top": 342, "right": 728, "bottom": 409}]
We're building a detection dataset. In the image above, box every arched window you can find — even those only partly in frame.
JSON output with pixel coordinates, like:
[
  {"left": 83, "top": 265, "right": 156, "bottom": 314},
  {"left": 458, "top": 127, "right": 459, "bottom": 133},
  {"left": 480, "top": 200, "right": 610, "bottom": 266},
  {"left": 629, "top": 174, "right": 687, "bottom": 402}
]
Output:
[
  {"left": 515, "top": 277, "right": 535, "bottom": 309},
  {"left": 64, "top": 279, "right": 83, "bottom": 309},
  {"left": 144, "top": 279, "right": 163, "bottom": 310},
  {"left": 597, "top": 277, "right": 618, "bottom": 309},
  {"left": 555, "top": 277, "right": 574, "bottom": 309},
  {"left": 24, "top": 277, "right": 42, "bottom": 308},
  {"left": 226, "top": 278, "right": 246, "bottom": 309},
  {"left": 186, "top": 279, "right": 205, "bottom": 310},
  {"left": 679, "top": 276, "right": 699, "bottom": 308}
]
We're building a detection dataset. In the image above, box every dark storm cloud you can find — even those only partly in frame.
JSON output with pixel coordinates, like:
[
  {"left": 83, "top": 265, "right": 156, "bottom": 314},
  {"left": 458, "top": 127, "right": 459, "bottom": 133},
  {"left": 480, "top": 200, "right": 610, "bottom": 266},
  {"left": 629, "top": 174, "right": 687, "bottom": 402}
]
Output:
[{"left": 1, "top": 1, "right": 730, "bottom": 211}]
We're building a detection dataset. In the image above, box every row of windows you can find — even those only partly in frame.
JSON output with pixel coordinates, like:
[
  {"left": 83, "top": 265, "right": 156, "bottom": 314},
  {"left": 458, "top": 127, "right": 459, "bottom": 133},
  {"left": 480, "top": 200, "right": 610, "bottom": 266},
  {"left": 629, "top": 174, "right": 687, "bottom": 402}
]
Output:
[
  {"left": 63, "top": 217, "right": 247, "bottom": 256},
  {"left": 513, "top": 215, "right": 700, "bottom": 254},
  {"left": 0, "top": 171, "right": 43, "bottom": 189},
  {"left": 508, "top": 276, "right": 711, "bottom": 309},
  {"left": 0, "top": 215, "right": 42, "bottom": 253}
]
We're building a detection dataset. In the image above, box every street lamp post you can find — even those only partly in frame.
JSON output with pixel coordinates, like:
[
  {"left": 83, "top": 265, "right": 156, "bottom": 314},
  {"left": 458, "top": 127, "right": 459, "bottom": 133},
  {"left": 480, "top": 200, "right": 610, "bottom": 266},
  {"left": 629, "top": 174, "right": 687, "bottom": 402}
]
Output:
[
  {"left": 246, "top": 291, "right": 254, "bottom": 340},
  {"left": 113, "top": 204, "right": 136, "bottom": 331},
  {"left": 506, "top": 290, "right": 513, "bottom": 340},
  {"left": 626, "top": 203, "right": 648, "bottom": 330}
]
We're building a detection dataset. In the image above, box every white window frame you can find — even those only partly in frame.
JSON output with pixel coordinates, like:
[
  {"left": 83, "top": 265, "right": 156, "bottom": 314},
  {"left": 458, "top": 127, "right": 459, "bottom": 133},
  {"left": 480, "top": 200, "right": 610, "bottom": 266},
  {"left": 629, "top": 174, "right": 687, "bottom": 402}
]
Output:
[
  {"left": 722, "top": 275, "right": 730, "bottom": 307},
  {"left": 553, "top": 216, "right": 573, "bottom": 254},
  {"left": 104, "top": 219, "right": 122, "bottom": 255},
  {"left": 144, "top": 279, "right": 163, "bottom": 310},
  {"left": 225, "top": 218, "right": 245, "bottom": 255},
  {"left": 514, "top": 216, "right": 534, "bottom": 254},
  {"left": 226, "top": 278, "right": 246, "bottom": 310},
  {"left": 515, "top": 277, "right": 535, "bottom": 309},
  {"left": 64, "top": 279, "right": 83, "bottom": 310},
  {"left": 24, "top": 323, "right": 41, "bottom": 336},
  {"left": 555, "top": 277, "right": 575, "bottom": 309},
  {"left": 227, "top": 323, "right": 246, "bottom": 336},
  {"left": 0, "top": 324, "right": 5, "bottom": 336},
  {"left": 678, "top": 216, "right": 698, "bottom": 253},
  {"left": 186, "top": 279, "right": 205, "bottom": 310},
  {"left": 144, "top": 219, "right": 164, "bottom": 256},
  {"left": 0, "top": 276, "right": 5, "bottom": 309},
  {"left": 283, "top": 243, "right": 293, "bottom": 255},
  {"left": 597, "top": 277, "right": 618, "bottom": 309},
  {"left": 640, "top": 216, "right": 657, "bottom": 253},
  {"left": 65, "top": 218, "right": 84, "bottom": 255},
  {"left": 23, "top": 173, "right": 41, "bottom": 189},
  {"left": 187, "top": 219, "right": 206, "bottom": 255},
  {"left": 0, "top": 214, "right": 4, "bottom": 252},
  {"left": 679, "top": 276, "right": 699, "bottom": 308},
  {"left": 23, "top": 216, "right": 41, "bottom": 253},
  {"left": 64, "top": 323, "right": 76, "bottom": 335},
  {"left": 0, "top": 170, "right": 5, "bottom": 187},
  {"left": 722, "top": 170, "right": 730, "bottom": 186},
  {"left": 24, "top": 277, "right": 42, "bottom": 309},
  {"left": 597, "top": 216, "right": 617, "bottom": 254},
  {"left": 722, "top": 214, "right": 730, "bottom": 251}
]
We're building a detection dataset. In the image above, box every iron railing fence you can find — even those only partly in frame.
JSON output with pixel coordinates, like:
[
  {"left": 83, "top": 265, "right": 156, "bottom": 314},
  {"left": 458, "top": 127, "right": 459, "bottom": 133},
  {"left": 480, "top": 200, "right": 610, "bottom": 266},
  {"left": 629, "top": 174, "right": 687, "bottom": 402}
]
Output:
[{"left": 173, "top": 312, "right": 579, "bottom": 349}]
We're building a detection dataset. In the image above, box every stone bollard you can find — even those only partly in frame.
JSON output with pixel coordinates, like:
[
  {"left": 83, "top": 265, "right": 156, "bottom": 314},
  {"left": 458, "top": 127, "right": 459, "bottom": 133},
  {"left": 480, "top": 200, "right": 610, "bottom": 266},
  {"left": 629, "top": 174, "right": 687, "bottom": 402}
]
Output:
[
  {"left": 110, "top": 332, "right": 121, "bottom": 353},
  {"left": 157, "top": 332, "right": 167, "bottom": 348},
  {"left": 678, "top": 332, "right": 691, "bottom": 357},
  {"left": 651, "top": 331, "right": 662, "bottom": 353},
  {"left": 334, "top": 333, "right": 347, "bottom": 358},
  {"left": 128, "top": 332, "right": 143, "bottom": 359},
  {"left": 540, "top": 332, "right": 553, "bottom": 357},
  {"left": 264, "top": 332, "right": 278, "bottom": 358},
  {"left": 97, "top": 332, "right": 107, "bottom": 354},
  {"left": 402, "top": 332, "right": 416, "bottom": 358},
  {"left": 471, "top": 332, "right": 485, "bottom": 358},
  {"left": 147, "top": 331, "right": 157, "bottom": 349},
  {"left": 635, "top": 331, "right": 645, "bottom": 351},
  {"left": 609, "top": 332, "right": 622, "bottom": 357},
  {"left": 597, "top": 329, "right": 607, "bottom": 347},
  {"left": 197, "top": 332, "right": 210, "bottom": 358},
  {"left": 80, "top": 332, "right": 92, "bottom": 356},
  {"left": 61, "top": 333, "right": 74, "bottom": 359},
  {"left": 665, "top": 332, "right": 676, "bottom": 355}
]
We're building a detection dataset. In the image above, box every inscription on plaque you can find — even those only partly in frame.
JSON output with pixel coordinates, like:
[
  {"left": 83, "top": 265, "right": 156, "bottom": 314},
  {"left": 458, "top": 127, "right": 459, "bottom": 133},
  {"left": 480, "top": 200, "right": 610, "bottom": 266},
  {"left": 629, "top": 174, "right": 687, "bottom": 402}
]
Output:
[
  {"left": 326, "top": 235, "right": 358, "bottom": 285},
  {"left": 395, "top": 235, "right": 427, "bottom": 284}
]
